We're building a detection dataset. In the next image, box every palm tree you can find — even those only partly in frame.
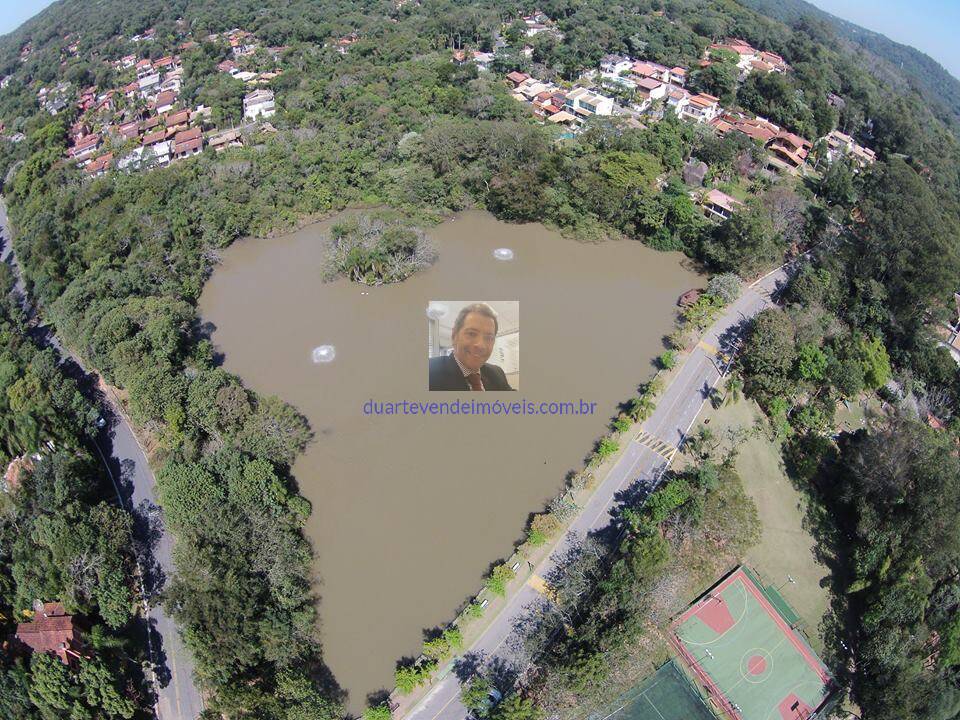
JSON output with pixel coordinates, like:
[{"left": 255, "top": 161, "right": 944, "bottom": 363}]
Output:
[{"left": 723, "top": 376, "right": 744, "bottom": 407}]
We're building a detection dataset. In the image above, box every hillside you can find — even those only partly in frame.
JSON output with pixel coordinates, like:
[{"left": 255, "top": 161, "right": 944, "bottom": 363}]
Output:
[{"left": 740, "top": 0, "right": 960, "bottom": 128}]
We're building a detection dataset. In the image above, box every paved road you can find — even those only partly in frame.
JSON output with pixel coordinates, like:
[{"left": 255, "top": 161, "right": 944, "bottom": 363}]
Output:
[
  {"left": 404, "top": 269, "right": 786, "bottom": 720},
  {"left": 0, "top": 198, "right": 204, "bottom": 720}
]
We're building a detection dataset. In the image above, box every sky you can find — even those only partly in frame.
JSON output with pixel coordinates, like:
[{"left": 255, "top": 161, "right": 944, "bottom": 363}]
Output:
[
  {"left": 807, "top": 0, "right": 960, "bottom": 79},
  {"left": 0, "top": 0, "right": 56, "bottom": 37},
  {"left": 0, "top": 0, "right": 957, "bottom": 79}
]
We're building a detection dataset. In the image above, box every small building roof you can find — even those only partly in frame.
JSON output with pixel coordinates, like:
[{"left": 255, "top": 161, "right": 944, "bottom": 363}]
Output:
[
  {"left": 704, "top": 188, "right": 743, "bottom": 213},
  {"left": 547, "top": 110, "right": 576, "bottom": 124}
]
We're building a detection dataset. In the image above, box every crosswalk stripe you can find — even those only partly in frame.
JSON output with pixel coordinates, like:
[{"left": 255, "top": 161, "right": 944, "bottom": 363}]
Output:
[{"left": 634, "top": 430, "right": 679, "bottom": 461}]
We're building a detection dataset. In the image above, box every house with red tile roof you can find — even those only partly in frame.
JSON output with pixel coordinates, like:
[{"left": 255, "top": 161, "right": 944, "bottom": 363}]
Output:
[
  {"left": 69, "top": 134, "right": 101, "bottom": 162},
  {"left": 85, "top": 153, "right": 113, "bottom": 177},
  {"left": 766, "top": 130, "right": 812, "bottom": 173},
  {"left": 15, "top": 602, "right": 85, "bottom": 665},
  {"left": 154, "top": 90, "right": 176, "bottom": 114},
  {"left": 505, "top": 71, "right": 529, "bottom": 87},
  {"left": 681, "top": 93, "right": 720, "bottom": 123}
]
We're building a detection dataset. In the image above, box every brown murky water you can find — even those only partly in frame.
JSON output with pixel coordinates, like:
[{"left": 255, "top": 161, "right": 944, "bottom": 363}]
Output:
[{"left": 198, "top": 210, "right": 700, "bottom": 710}]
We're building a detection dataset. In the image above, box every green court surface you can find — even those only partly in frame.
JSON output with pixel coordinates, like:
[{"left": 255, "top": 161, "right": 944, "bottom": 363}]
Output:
[
  {"left": 670, "top": 567, "right": 833, "bottom": 720},
  {"left": 589, "top": 660, "right": 716, "bottom": 720}
]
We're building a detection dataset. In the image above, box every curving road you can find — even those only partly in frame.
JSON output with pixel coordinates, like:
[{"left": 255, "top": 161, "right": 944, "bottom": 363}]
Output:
[
  {"left": 401, "top": 267, "right": 787, "bottom": 720},
  {"left": 0, "top": 198, "right": 204, "bottom": 720}
]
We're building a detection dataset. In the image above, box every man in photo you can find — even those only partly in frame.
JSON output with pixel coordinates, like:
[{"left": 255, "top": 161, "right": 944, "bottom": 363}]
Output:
[{"left": 429, "top": 303, "right": 514, "bottom": 391}]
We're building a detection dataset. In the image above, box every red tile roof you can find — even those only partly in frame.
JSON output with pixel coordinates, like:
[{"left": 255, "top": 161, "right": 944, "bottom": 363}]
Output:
[
  {"left": 174, "top": 127, "right": 201, "bottom": 144},
  {"left": 165, "top": 109, "right": 190, "bottom": 126},
  {"left": 142, "top": 129, "right": 165, "bottom": 145},
  {"left": 15, "top": 605, "right": 79, "bottom": 664}
]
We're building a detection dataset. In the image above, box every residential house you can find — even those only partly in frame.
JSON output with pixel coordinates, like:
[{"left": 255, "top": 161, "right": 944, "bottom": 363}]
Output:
[
  {"left": 758, "top": 51, "right": 788, "bottom": 73},
  {"left": 451, "top": 49, "right": 467, "bottom": 65},
  {"left": 709, "top": 38, "right": 758, "bottom": 70},
  {"left": 666, "top": 87, "right": 690, "bottom": 117},
  {"left": 164, "top": 109, "right": 190, "bottom": 132},
  {"left": 517, "top": 78, "right": 552, "bottom": 101},
  {"left": 137, "top": 72, "right": 161, "bottom": 94},
  {"left": 700, "top": 188, "right": 743, "bottom": 221},
  {"left": 118, "top": 121, "right": 140, "bottom": 141},
  {"left": 141, "top": 115, "right": 163, "bottom": 132},
  {"left": 564, "top": 87, "right": 614, "bottom": 118},
  {"left": 190, "top": 105, "right": 213, "bottom": 124},
  {"left": 668, "top": 66, "right": 687, "bottom": 86},
  {"left": 147, "top": 140, "right": 172, "bottom": 166},
  {"left": 471, "top": 51, "right": 494, "bottom": 71},
  {"left": 823, "top": 130, "right": 876, "bottom": 169},
  {"left": 159, "top": 73, "right": 182, "bottom": 94},
  {"left": 208, "top": 128, "right": 244, "bottom": 152},
  {"left": 172, "top": 127, "right": 203, "bottom": 159},
  {"left": 600, "top": 54, "right": 633, "bottom": 76},
  {"left": 547, "top": 110, "right": 577, "bottom": 130},
  {"left": 234, "top": 71, "right": 258, "bottom": 83},
  {"left": 69, "top": 134, "right": 101, "bottom": 163},
  {"left": 681, "top": 93, "right": 720, "bottom": 123},
  {"left": 217, "top": 59, "right": 239, "bottom": 74},
  {"left": 732, "top": 115, "right": 780, "bottom": 144},
  {"left": 85, "top": 153, "right": 113, "bottom": 177},
  {"left": 635, "top": 76, "right": 667, "bottom": 106},
  {"left": 153, "top": 56, "right": 181, "bottom": 73},
  {"left": 631, "top": 61, "right": 670, "bottom": 83},
  {"left": 766, "top": 130, "right": 812, "bottom": 173},
  {"left": 135, "top": 59, "right": 153, "bottom": 79},
  {"left": 123, "top": 81, "right": 139, "bottom": 100},
  {"left": 141, "top": 129, "right": 166, "bottom": 147},
  {"left": 118, "top": 54, "right": 136, "bottom": 69},
  {"left": 154, "top": 90, "right": 176, "bottom": 114},
  {"left": 15, "top": 601, "right": 84, "bottom": 665},
  {"left": 505, "top": 71, "right": 529, "bottom": 88},
  {"left": 243, "top": 89, "right": 276, "bottom": 120}
]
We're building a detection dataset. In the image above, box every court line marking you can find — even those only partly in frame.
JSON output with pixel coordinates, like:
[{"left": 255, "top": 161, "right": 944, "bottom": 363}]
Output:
[
  {"left": 763, "top": 681, "right": 826, "bottom": 720},
  {"left": 676, "top": 579, "right": 749, "bottom": 646}
]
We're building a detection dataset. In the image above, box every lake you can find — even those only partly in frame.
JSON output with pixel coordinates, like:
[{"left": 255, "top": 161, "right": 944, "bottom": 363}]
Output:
[{"left": 198, "top": 210, "right": 700, "bottom": 710}]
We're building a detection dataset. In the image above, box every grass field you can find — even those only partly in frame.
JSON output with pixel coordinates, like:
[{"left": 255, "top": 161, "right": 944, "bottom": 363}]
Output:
[{"left": 693, "top": 395, "right": 830, "bottom": 652}]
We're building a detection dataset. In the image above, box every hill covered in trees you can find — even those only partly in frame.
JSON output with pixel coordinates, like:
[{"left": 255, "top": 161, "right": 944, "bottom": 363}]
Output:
[{"left": 742, "top": 0, "right": 960, "bottom": 129}]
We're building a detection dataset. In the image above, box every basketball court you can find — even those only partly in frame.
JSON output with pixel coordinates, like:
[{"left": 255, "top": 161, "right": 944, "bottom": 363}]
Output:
[{"left": 669, "top": 567, "right": 834, "bottom": 720}]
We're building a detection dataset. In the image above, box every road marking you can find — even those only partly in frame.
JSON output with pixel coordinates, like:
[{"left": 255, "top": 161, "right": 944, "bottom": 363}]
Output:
[
  {"left": 634, "top": 430, "right": 678, "bottom": 461},
  {"left": 527, "top": 574, "right": 558, "bottom": 602},
  {"left": 698, "top": 340, "right": 719, "bottom": 355}
]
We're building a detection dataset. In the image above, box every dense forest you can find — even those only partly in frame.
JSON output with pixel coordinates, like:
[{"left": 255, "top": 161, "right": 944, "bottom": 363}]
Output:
[
  {"left": 0, "top": 262, "right": 153, "bottom": 716},
  {"left": 741, "top": 0, "right": 960, "bottom": 129},
  {"left": 1, "top": 0, "right": 959, "bottom": 716}
]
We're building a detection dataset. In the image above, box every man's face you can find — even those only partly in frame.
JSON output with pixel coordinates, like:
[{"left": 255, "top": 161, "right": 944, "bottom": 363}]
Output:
[{"left": 452, "top": 312, "right": 496, "bottom": 372}]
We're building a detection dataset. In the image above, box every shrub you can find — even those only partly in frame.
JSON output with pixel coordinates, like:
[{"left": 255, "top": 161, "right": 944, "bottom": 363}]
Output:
[{"left": 658, "top": 350, "right": 678, "bottom": 369}]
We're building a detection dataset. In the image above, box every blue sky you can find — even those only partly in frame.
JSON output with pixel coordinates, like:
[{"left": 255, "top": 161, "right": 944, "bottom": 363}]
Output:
[{"left": 0, "top": 0, "right": 957, "bottom": 79}]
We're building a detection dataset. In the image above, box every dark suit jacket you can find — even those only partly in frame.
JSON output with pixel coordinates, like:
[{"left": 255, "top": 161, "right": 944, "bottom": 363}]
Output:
[{"left": 429, "top": 353, "right": 514, "bottom": 391}]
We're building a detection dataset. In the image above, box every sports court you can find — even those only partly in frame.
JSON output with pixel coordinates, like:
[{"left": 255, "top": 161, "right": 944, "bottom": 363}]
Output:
[
  {"left": 670, "top": 567, "right": 834, "bottom": 720},
  {"left": 590, "top": 660, "right": 715, "bottom": 720}
]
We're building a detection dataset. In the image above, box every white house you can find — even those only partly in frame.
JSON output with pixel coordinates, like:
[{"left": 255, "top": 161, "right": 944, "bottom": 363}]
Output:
[
  {"left": 681, "top": 93, "right": 720, "bottom": 123},
  {"left": 243, "top": 89, "right": 276, "bottom": 120},
  {"left": 600, "top": 54, "right": 633, "bottom": 76},
  {"left": 138, "top": 72, "right": 161, "bottom": 94},
  {"left": 564, "top": 87, "right": 614, "bottom": 118}
]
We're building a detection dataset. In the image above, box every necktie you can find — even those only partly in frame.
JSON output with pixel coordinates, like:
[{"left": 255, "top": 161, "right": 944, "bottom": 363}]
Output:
[{"left": 466, "top": 373, "right": 483, "bottom": 391}]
